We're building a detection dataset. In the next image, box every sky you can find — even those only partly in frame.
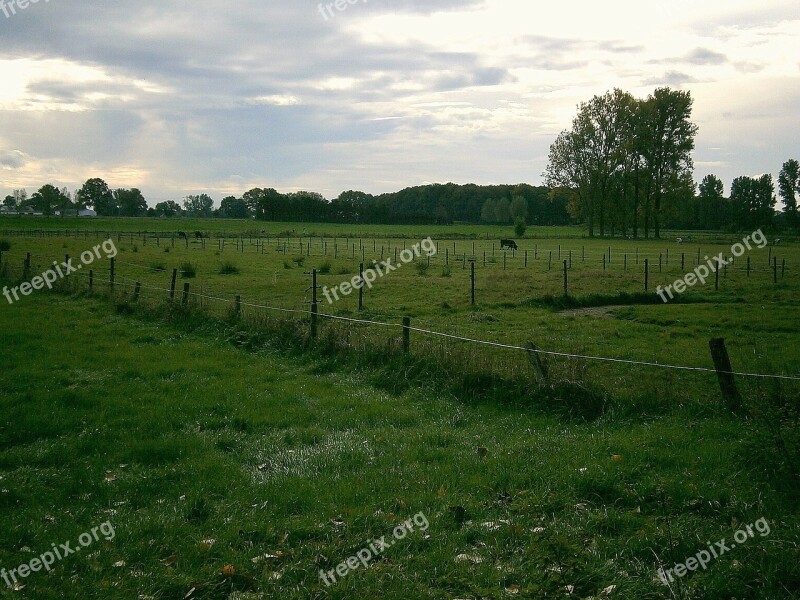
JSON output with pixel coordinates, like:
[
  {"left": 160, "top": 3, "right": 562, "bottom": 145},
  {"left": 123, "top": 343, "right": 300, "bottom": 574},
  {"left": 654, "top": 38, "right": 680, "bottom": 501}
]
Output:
[{"left": 0, "top": 0, "right": 798, "bottom": 207}]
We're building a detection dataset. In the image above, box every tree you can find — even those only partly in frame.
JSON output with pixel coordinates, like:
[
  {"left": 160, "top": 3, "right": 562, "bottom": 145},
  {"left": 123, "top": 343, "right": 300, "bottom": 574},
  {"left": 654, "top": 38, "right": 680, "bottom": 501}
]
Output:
[
  {"left": 638, "top": 88, "right": 699, "bottom": 238},
  {"left": 778, "top": 159, "right": 799, "bottom": 229},
  {"left": 78, "top": 178, "right": 114, "bottom": 214},
  {"left": 480, "top": 199, "right": 497, "bottom": 223},
  {"left": 154, "top": 201, "right": 182, "bottom": 217},
  {"left": 115, "top": 188, "right": 147, "bottom": 217},
  {"left": 30, "top": 184, "right": 70, "bottom": 216},
  {"left": 13, "top": 189, "right": 28, "bottom": 207},
  {"left": 514, "top": 217, "right": 527, "bottom": 237},
  {"left": 220, "top": 196, "right": 249, "bottom": 219},
  {"left": 495, "top": 198, "right": 511, "bottom": 224},
  {"left": 3, "top": 195, "right": 15, "bottom": 208},
  {"left": 510, "top": 195, "right": 528, "bottom": 221},
  {"left": 183, "top": 194, "right": 214, "bottom": 217},
  {"left": 545, "top": 88, "right": 635, "bottom": 236}
]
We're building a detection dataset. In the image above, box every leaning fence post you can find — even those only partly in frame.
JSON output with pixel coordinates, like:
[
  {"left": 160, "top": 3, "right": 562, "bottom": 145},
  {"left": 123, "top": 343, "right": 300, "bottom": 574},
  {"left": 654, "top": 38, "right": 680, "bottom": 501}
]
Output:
[
  {"left": 709, "top": 338, "right": 742, "bottom": 413},
  {"left": 182, "top": 282, "right": 190, "bottom": 306},
  {"left": 402, "top": 317, "right": 411, "bottom": 354},
  {"left": 526, "top": 343, "right": 549, "bottom": 385}
]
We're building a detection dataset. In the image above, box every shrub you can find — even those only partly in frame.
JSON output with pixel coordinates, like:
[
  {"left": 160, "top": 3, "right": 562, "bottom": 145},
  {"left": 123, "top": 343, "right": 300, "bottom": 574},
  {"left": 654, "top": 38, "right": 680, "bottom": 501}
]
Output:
[
  {"left": 317, "top": 261, "right": 332, "bottom": 275},
  {"left": 0, "top": 240, "right": 10, "bottom": 252},
  {"left": 514, "top": 217, "right": 527, "bottom": 237},
  {"left": 440, "top": 265, "right": 451, "bottom": 277},
  {"left": 219, "top": 262, "right": 240, "bottom": 275},
  {"left": 415, "top": 262, "right": 429, "bottom": 276},
  {"left": 180, "top": 261, "right": 197, "bottom": 278}
]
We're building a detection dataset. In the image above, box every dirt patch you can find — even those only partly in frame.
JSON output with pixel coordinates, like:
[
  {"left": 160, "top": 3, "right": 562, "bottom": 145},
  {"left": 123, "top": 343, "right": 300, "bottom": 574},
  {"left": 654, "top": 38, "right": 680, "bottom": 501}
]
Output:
[{"left": 558, "top": 305, "right": 626, "bottom": 319}]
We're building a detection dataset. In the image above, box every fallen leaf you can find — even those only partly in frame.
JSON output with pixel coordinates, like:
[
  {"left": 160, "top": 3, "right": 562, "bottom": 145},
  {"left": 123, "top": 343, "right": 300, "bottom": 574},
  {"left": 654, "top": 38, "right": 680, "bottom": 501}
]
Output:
[
  {"left": 601, "top": 584, "right": 617, "bottom": 595},
  {"left": 221, "top": 564, "right": 236, "bottom": 577},
  {"left": 113, "top": 560, "right": 126, "bottom": 568},
  {"left": 611, "top": 454, "right": 623, "bottom": 462}
]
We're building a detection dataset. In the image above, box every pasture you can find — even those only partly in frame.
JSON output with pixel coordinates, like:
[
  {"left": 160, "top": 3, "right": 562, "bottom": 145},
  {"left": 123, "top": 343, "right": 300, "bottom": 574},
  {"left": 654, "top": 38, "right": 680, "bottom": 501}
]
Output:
[{"left": 0, "top": 218, "right": 799, "bottom": 598}]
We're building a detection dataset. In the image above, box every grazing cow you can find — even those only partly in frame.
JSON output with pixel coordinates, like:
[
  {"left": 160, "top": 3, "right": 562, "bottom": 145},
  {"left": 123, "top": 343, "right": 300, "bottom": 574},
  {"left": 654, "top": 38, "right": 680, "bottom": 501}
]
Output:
[
  {"left": 500, "top": 239, "right": 518, "bottom": 250},
  {"left": 178, "top": 231, "right": 188, "bottom": 240}
]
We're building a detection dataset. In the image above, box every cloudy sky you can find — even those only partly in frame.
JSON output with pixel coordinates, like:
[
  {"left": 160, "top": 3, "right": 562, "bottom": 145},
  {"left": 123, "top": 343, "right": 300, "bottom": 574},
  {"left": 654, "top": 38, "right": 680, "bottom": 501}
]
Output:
[{"left": 0, "top": 0, "right": 798, "bottom": 206}]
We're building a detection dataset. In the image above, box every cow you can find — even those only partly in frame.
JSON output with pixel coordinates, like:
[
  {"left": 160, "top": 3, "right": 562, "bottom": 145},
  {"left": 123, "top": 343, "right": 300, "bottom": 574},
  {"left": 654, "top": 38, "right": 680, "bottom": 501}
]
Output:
[
  {"left": 500, "top": 239, "right": 518, "bottom": 250},
  {"left": 194, "top": 231, "right": 204, "bottom": 239},
  {"left": 178, "top": 231, "right": 188, "bottom": 240}
]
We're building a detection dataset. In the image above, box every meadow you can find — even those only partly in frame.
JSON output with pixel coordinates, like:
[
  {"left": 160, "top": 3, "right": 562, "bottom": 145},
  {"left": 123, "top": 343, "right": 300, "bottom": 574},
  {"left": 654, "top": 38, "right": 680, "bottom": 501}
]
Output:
[{"left": 0, "top": 217, "right": 798, "bottom": 599}]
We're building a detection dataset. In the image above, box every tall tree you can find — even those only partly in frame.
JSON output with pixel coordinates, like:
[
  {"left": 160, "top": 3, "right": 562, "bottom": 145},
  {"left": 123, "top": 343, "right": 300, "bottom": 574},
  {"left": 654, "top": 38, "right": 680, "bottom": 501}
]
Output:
[
  {"left": 154, "top": 201, "right": 182, "bottom": 217},
  {"left": 637, "top": 88, "right": 699, "bottom": 238},
  {"left": 510, "top": 195, "right": 528, "bottom": 221},
  {"left": 480, "top": 199, "right": 497, "bottom": 223},
  {"left": 495, "top": 197, "right": 511, "bottom": 224},
  {"left": 115, "top": 188, "right": 147, "bottom": 217},
  {"left": 30, "top": 184, "right": 69, "bottom": 216},
  {"left": 78, "top": 178, "right": 114, "bottom": 214},
  {"left": 545, "top": 88, "right": 634, "bottom": 236},
  {"left": 183, "top": 194, "right": 214, "bottom": 217},
  {"left": 778, "top": 159, "right": 799, "bottom": 229}
]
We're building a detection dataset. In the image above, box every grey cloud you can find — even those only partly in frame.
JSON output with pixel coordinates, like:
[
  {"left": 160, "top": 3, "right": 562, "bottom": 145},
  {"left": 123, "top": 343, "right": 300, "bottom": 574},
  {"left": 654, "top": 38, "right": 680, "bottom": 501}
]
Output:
[
  {"left": 685, "top": 47, "right": 727, "bottom": 65},
  {"left": 0, "top": 150, "right": 29, "bottom": 169},
  {"left": 643, "top": 71, "right": 699, "bottom": 86}
]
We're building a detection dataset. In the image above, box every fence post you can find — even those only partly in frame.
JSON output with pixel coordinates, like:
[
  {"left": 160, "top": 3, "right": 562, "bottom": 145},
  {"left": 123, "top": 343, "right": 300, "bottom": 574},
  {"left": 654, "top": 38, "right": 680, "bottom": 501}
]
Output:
[
  {"left": 682, "top": 252, "right": 685, "bottom": 270},
  {"left": 134, "top": 282, "right": 141, "bottom": 301},
  {"left": 110, "top": 257, "right": 115, "bottom": 292},
  {"left": 402, "top": 316, "right": 410, "bottom": 354},
  {"left": 548, "top": 251, "right": 552, "bottom": 271},
  {"left": 774, "top": 257, "right": 778, "bottom": 284},
  {"left": 715, "top": 262, "right": 720, "bottom": 290},
  {"left": 311, "top": 269, "right": 318, "bottom": 340},
  {"left": 235, "top": 295, "right": 241, "bottom": 316},
  {"left": 182, "top": 283, "right": 190, "bottom": 306},
  {"left": 471, "top": 262, "right": 475, "bottom": 306},
  {"left": 747, "top": 256, "right": 751, "bottom": 277},
  {"left": 170, "top": 268, "right": 177, "bottom": 300},
  {"left": 709, "top": 338, "right": 742, "bottom": 413},
  {"left": 644, "top": 259, "right": 649, "bottom": 291},
  {"left": 563, "top": 260, "right": 568, "bottom": 296},
  {"left": 526, "top": 343, "right": 549, "bottom": 384},
  {"left": 782, "top": 259, "right": 786, "bottom": 279},
  {"left": 24, "top": 252, "right": 31, "bottom": 276},
  {"left": 358, "top": 263, "right": 364, "bottom": 311}
]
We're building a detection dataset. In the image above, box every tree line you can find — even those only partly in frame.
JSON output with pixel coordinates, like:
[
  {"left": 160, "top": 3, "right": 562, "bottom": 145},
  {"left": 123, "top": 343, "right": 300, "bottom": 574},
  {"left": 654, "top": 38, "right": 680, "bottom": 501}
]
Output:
[{"left": 544, "top": 86, "right": 799, "bottom": 237}]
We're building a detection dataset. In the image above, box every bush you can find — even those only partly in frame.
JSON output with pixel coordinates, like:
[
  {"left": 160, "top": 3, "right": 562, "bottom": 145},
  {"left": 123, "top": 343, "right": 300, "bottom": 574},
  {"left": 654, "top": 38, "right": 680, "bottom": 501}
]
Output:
[
  {"left": 440, "top": 265, "right": 451, "bottom": 277},
  {"left": 317, "top": 261, "right": 332, "bottom": 275},
  {"left": 514, "top": 217, "right": 527, "bottom": 237},
  {"left": 415, "top": 262, "right": 429, "bottom": 276},
  {"left": 180, "top": 261, "right": 197, "bottom": 278},
  {"left": 0, "top": 240, "right": 10, "bottom": 252},
  {"left": 219, "top": 262, "right": 240, "bottom": 275}
]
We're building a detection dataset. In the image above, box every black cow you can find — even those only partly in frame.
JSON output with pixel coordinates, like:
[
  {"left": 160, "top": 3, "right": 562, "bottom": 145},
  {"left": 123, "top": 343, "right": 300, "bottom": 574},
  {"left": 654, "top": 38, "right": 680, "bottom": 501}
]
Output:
[
  {"left": 178, "top": 231, "right": 188, "bottom": 240},
  {"left": 500, "top": 239, "right": 518, "bottom": 250}
]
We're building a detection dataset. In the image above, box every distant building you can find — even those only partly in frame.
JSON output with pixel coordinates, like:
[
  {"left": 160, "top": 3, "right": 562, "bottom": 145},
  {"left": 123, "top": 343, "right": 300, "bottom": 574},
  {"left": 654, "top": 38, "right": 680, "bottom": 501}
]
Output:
[{"left": 52, "top": 208, "right": 98, "bottom": 217}]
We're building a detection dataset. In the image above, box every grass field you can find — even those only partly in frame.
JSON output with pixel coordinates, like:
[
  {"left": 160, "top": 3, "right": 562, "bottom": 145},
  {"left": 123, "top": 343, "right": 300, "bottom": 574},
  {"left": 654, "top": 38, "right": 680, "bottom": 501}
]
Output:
[{"left": 1, "top": 218, "right": 799, "bottom": 598}]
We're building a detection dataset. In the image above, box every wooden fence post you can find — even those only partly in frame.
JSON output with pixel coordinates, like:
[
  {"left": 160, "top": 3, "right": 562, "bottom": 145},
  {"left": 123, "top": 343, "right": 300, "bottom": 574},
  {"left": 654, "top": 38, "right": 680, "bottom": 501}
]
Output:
[
  {"left": 182, "top": 283, "right": 190, "bottom": 306},
  {"left": 526, "top": 343, "right": 549, "bottom": 384},
  {"left": 644, "top": 259, "right": 649, "bottom": 291},
  {"left": 709, "top": 338, "right": 742, "bottom": 413},
  {"left": 402, "top": 317, "right": 411, "bottom": 354},
  {"left": 134, "top": 282, "right": 141, "bottom": 301},
  {"left": 170, "top": 268, "right": 178, "bottom": 300},
  {"left": 774, "top": 257, "right": 778, "bottom": 284},
  {"left": 311, "top": 269, "right": 318, "bottom": 340},
  {"left": 358, "top": 263, "right": 364, "bottom": 311},
  {"left": 563, "top": 260, "right": 568, "bottom": 296},
  {"left": 471, "top": 262, "right": 476, "bottom": 306},
  {"left": 235, "top": 295, "right": 241, "bottom": 316},
  {"left": 89, "top": 270, "right": 94, "bottom": 292}
]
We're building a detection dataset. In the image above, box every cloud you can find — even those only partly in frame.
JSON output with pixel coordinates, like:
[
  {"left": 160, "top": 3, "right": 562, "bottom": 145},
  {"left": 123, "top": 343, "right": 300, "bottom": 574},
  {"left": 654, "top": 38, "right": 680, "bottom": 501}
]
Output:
[
  {"left": 685, "top": 47, "right": 728, "bottom": 65},
  {"left": 0, "top": 150, "right": 30, "bottom": 169},
  {"left": 643, "top": 71, "right": 700, "bottom": 86}
]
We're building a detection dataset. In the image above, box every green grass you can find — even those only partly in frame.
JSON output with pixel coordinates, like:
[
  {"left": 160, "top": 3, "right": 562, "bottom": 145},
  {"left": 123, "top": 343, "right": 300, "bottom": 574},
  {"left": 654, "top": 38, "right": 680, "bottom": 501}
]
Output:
[{"left": 0, "top": 291, "right": 798, "bottom": 598}]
